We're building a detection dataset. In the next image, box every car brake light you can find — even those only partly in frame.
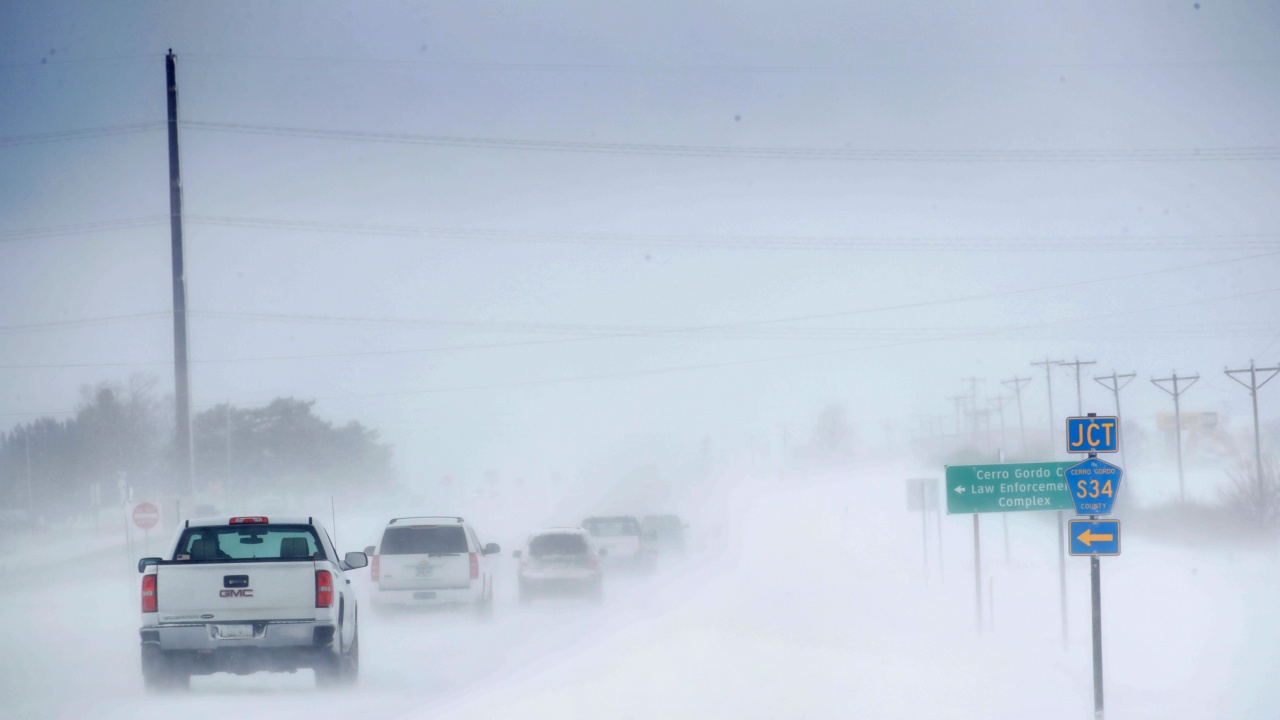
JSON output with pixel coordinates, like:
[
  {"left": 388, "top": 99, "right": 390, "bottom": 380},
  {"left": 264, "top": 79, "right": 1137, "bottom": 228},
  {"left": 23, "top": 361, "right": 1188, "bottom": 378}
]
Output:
[
  {"left": 469, "top": 552, "right": 479, "bottom": 580},
  {"left": 230, "top": 516, "right": 268, "bottom": 525},
  {"left": 141, "top": 574, "right": 157, "bottom": 613},
  {"left": 316, "top": 570, "right": 334, "bottom": 608},
  {"left": 371, "top": 555, "right": 380, "bottom": 582}
]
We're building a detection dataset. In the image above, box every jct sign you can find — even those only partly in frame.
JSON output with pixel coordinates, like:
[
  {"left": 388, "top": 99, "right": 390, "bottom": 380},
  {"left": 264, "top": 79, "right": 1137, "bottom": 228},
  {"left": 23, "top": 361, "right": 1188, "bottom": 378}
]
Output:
[{"left": 1066, "top": 416, "right": 1119, "bottom": 454}]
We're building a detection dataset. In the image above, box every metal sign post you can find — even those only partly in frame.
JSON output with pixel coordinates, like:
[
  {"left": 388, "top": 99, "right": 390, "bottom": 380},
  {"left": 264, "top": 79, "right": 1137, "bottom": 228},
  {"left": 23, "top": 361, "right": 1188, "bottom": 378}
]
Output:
[
  {"left": 907, "top": 478, "right": 940, "bottom": 582},
  {"left": 1066, "top": 412, "right": 1124, "bottom": 719},
  {"left": 972, "top": 513, "right": 982, "bottom": 634},
  {"left": 945, "top": 461, "right": 1075, "bottom": 636}
]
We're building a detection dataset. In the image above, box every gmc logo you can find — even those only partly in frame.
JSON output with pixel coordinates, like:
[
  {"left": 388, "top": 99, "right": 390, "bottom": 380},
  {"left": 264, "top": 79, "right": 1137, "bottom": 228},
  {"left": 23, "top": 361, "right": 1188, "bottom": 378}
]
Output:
[{"left": 219, "top": 588, "right": 254, "bottom": 598}]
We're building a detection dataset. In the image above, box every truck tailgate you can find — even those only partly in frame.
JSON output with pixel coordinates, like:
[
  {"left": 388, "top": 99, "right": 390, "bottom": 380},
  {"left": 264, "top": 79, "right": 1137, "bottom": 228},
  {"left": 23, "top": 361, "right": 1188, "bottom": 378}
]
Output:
[
  {"left": 379, "top": 553, "right": 471, "bottom": 590},
  {"left": 156, "top": 562, "right": 317, "bottom": 623}
]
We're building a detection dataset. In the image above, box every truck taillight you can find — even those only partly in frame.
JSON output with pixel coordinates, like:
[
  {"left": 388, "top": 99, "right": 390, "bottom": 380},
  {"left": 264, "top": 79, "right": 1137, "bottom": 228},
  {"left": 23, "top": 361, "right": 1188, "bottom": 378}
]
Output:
[
  {"left": 141, "top": 574, "right": 157, "bottom": 613},
  {"left": 316, "top": 570, "right": 334, "bottom": 608},
  {"left": 589, "top": 555, "right": 599, "bottom": 571},
  {"left": 371, "top": 555, "right": 380, "bottom": 582},
  {"left": 469, "top": 552, "right": 479, "bottom": 580},
  {"left": 230, "top": 516, "right": 268, "bottom": 525}
]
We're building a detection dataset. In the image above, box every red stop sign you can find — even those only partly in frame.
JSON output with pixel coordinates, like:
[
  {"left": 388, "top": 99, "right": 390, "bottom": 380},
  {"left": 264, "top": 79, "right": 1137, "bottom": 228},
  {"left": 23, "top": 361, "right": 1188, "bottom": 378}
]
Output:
[{"left": 133, "top": 502, "right": 160, "bottom": 530}]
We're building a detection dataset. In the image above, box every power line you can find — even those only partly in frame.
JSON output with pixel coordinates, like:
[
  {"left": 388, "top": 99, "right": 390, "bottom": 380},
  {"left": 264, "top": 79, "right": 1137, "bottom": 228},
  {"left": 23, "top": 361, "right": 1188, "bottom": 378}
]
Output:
[
  {"left": 4, "top": 212, "right": 1280, "bottom": 253},
  {"left": 0, "top": 54, "right": 156, "bottom": 69},
  {"left": 179, "top": 52, "right": 1280, "bottom": 73},
  {"left": 180, "top": 120, "right": 1280, "bottom": 162},
  {"left": 182, "top": 215, "right": 1280, "bottom": 252},
  {"left": 7, "top": 286, "right": 1280, "bottom": 416},
  {"left": 0, "top": 312, "right": 169, "bottom": 335},
  {"left": 0, "top": 122, "right": 165, "bottom": 148},
  {"left": 0, "top": 217, "right": 167, "bottom": 242},
  {"left": 189, "top": 311, "right": 1278, "bottom": 340},
  {"left": 4, "top": 281, "right": 1279, "bottom": 370},
  {"left": 264, "top": 286, "right": 1280, "bottom": 402}
]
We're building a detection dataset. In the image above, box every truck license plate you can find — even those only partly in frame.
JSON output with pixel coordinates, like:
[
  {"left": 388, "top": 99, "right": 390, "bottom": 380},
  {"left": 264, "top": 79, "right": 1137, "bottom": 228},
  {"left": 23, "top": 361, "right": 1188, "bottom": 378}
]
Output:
[
  {"left": 413, "top": 591, "right": 436, "bottom": 600},
  {"left": 214, "top": 624, "right": 255, "bottom": 639}
]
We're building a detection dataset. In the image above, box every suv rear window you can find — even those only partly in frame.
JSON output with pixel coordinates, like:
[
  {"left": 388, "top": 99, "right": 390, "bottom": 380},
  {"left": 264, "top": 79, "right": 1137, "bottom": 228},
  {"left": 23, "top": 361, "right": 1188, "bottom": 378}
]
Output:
[
  {"left": 529, "top": 533, "right": 589, "bottom": 557},
  {"left": 381, "top": 525, "right": 468, "bottom": 555},
  {"left": 174, "top": 525, "right": 324, "bottom": 562},
  {"left": 582, "top": 518, "right": 641, "bottom": 537}
]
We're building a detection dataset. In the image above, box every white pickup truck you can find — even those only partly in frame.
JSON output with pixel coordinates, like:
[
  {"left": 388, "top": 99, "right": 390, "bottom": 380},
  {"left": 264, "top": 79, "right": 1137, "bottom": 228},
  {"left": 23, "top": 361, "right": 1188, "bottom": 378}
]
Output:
[{"left": 137, "top": 516, "right": 367, "bottom": 690}]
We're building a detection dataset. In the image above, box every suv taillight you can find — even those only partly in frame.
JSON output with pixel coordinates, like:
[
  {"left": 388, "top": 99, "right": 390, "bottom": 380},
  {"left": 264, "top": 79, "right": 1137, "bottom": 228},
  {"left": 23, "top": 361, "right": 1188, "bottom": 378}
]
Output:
[
  {"left": 142, "top": 574, "right": 157, "bottom": 613},
  {"left": 316, "top": 570, "right": 334, "bottom": 608},
  {"left": 371, "top": 555, "right": 380, "bottom": 583},
  {"left": 469, "top": 552, "right": 479, "bottom": 580}
]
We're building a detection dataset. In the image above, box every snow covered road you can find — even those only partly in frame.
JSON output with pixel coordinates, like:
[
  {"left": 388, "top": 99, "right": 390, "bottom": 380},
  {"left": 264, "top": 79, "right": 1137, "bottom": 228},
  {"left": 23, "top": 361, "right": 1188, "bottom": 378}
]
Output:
[{"left": 2, "top": 466, "right": 1277, "bottom": 719}]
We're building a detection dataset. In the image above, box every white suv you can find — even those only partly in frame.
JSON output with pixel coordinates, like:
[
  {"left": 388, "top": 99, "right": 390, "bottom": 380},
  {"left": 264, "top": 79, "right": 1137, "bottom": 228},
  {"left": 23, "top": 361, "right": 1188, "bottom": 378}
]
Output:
[{"left": 365, "top": 516, "right": 499, "bottom": 615}]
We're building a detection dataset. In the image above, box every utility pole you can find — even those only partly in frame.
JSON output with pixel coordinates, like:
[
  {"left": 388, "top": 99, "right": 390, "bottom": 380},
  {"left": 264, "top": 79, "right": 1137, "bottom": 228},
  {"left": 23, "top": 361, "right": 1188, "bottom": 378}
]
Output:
[
  {"left": 988, "top": 395, "right": 1012, "bottom": 453},
  {"left": 1094, "top": 370, "right": 1137, "bottom": 471},
  {"left": 167, "top": 50, "right": 193, "bottom": 497},
  {"left": 1030, "top": 357, "right": 1066, "bottom": 647},
  {"left": 1030, "top": 359, "right": 1063, "bottom": 455},
  {"left": 971, "top": 407, "right": 993, "bottom": 453},
  {"left": 1058, "top": 357, "right": 1097, "bottom": 415},
  {"left": 962, "top": 377, "right": 984, "bottom": 438},
  {"left": 1224, "top": 361, "right": 1280, "bottom": 500},
  {"left": 1002, "top": 376, "right": 1032, "bottom": 455},
  {"left": 948, "top": 395, "right": 969, "bottom": 437},
  {"left": 1151, "top": 370, "right": 1199, "bottom": 503}
]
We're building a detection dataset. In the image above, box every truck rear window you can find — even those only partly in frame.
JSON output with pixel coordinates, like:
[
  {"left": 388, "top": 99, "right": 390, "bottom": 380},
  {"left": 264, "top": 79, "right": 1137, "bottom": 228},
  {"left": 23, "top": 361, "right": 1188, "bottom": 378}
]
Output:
[
  {"left": 174, "top": 525, "right": 324, "bottom": 562},
  {"left": 529, "top": 533, "right": 589, "bottom": 557},
  {"left": 380, "top": 525, "right": 468, "bottom": 555}
]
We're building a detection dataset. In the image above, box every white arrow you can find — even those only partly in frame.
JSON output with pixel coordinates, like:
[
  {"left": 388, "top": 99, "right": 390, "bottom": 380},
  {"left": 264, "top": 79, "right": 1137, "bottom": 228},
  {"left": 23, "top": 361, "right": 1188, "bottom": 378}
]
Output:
[{"left": 954, "top": 486, "right": 966, "bottom": 494}]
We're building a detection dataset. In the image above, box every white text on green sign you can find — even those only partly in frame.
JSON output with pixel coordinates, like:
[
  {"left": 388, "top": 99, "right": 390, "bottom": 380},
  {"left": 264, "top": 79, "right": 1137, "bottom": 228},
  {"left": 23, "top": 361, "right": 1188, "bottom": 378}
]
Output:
[
  {"left": 944, "top": 462, "right": 1077, "bottom": 514},
  {"left": 1066, "top": 416, "right": 1119, "bottom": 454}
]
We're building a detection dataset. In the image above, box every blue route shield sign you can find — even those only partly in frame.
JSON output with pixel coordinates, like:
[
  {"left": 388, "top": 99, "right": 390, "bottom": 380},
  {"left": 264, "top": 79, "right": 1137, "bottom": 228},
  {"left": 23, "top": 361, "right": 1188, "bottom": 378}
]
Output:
[
  {"left": 1069, "top": 519, "right": 1121, "bottom": 556},
  {"left": 1066, "top": 416, "right": 1120, "bottom": 454},
  {"left": 1066, "top": 457, "right": 1123, "bottom": 515}
]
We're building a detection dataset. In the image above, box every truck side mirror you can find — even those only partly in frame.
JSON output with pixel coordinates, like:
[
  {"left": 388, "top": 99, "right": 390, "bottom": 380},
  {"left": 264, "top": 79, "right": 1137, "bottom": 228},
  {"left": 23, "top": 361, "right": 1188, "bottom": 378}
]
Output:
[
  {"left": 512, "top": 550, "right": 522, "bottom": 559},
  {"left": 483, "top": 543, "right": 501, "bottom": 555},
  {"left": 138, "top": 557, "right": 162, "bottom": 573},
  {"left": 343, "top": 551, "right": 368, "bottom": 569},
  {"left": 364, "top": 545, "right": 376, "bottom": 556}
]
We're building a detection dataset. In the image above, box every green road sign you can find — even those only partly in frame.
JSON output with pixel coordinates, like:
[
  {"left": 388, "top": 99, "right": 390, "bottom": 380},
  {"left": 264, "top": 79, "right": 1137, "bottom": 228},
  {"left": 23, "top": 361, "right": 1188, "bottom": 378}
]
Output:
[{"left": 945, "top": 462, "right": 1077, "bottom": 514}]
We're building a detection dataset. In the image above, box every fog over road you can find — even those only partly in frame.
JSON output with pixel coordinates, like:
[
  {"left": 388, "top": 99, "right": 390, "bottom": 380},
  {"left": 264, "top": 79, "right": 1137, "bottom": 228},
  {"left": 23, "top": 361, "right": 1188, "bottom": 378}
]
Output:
[{"left": 2, "top": 465, "right": 1276, "bottom": 720}]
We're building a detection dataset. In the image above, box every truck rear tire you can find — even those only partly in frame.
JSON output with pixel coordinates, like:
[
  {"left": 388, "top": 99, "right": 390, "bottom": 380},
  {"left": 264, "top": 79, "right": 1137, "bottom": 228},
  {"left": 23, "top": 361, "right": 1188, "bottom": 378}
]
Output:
[
  {"left": 141, "top": 646, "right": 188, "bottom": 692},
  {"left": 315, "top": 630, "right": 359, "bottom": 688}
]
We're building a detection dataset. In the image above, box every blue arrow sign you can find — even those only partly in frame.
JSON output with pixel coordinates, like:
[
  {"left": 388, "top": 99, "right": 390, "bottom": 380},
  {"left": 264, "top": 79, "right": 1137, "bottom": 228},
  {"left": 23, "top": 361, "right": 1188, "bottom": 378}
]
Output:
[
  {"left": 1069, "top": 519, "right": 1121, "bottom": 556},
  {"left": 1066, "top": 416, "right": 1120, "bottom": 454},
  {"left": 1066, "top": 457, "right": 1123, "bottom": 515}
]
